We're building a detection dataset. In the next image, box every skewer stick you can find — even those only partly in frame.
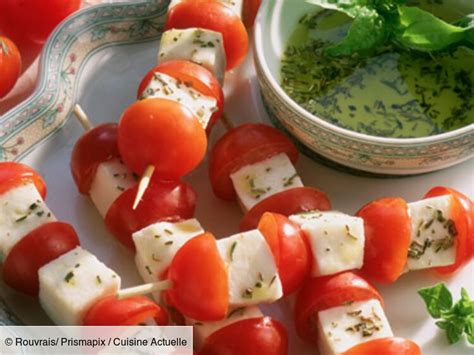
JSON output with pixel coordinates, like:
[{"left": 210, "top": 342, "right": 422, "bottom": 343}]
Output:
[
  {"left": 73, "top": 104, "right": 94, "bottom": 131},
  {"left": 133, "top": 165, "right": 155, "bottom": 210},
  {"left": 116, "top": 280, "right": 172, "bottom": 300},
  {"left": 221, "top": 112, "right": 234, "bottom": 131}
]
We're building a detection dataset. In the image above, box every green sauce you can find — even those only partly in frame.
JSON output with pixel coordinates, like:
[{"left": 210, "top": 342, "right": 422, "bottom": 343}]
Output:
[{"left": 280, "top": 3, "right": 474, "bottom": 138}]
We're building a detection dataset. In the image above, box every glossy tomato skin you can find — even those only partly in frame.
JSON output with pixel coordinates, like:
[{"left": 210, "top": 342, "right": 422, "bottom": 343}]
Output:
[
  {"left": 294, "top": 272, "right": 383, "bottom": 343},
  {"left": 118, "top": 98, "right": 207, "bottom": 179},
  {"left": 0, "top": 36, "right": 21, "bottom": 98},
  {"left": 0, "top": 0, "right": 81, "bottom": 44},
  {"left": 0, "top": 162, "right": 47, "bottom": 198},
  {"left": 356, "top": 197, "right": 411, "bottom": 284},
  {"left": 258, "top": 212, "right": 311, "bottom": 295},
  {"left": 70, "top": 123, "right": 120, "bottom": 195},
  {"left": 167, "top": 233, "right": 229, "bottom": 321},
  {"left": 137, "top": 60, "right": 224, "bottom": 131},
  {"left": 209, "top": 123, "right": 299, "bottom": 201},
  {"left": 243, "top": 0, "right": 262, "bottom": 28},
  {"left": 241, "top": 187, "right": 332, "bottom": 231},
  {"left": 3, "top": 222, "right": 80, "bottom": 295},
  {"left": 342, "top": 337, "right": 421, "bottom": 355},
  {"left": 425, "top": 187, "right": 473, "bottom": 274},
  {"left": 199, "top": 317, "right": 288, "bottom": 355},
  {"left": 83, "top": 296, "right": 168, "bottom": 326},
  {"left": 105, "top": 178, "right": 196, "bottom": 250},
  {"left": 166, "top": 0, "right": 248, "bottom": 70}
]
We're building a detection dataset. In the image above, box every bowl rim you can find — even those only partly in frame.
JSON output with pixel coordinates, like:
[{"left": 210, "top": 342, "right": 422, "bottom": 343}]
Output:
[{"left": 253, "top": 0, "right": 474, "bottom": 146}]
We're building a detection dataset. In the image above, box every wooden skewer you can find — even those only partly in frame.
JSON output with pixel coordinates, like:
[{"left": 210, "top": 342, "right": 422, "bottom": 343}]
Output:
[
  {"left": 73, "top": 104, "right": 94, "bottom": 131},
  {"left": 133, "top": 165, "right": 155, "bottom": 210},
  {"left": 116, "top": 280, "right": 172, "bottom": 300}
]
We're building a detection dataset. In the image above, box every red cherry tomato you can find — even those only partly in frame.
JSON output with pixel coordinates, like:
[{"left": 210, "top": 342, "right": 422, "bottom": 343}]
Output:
[
  {"left": 356, "top": 197, "right": 411, "bottom": 284},
  {"left": 0, "top": 162, "right": 47, "bottom": 198},
  {"left": 137, "top": 60, "right": 224, "bottom": 131},
  {"left": 166, "top": 0, "right": 249, "bottom": 70},
  {"left": 209, "top": 123, "right": 299, "bottom": 200},
  {"left": 70, "top": 123, "right": 119, "bottom": 195},
  {"left": 105, "top": 178, "right": 196, "bottom": 250},
  {"left": 167, "top": 233, "right": 229, "bottom": 321},
  {"left": 199, "top": 317, "right": 288, "bottom": 355},
  {"left": 3, "top": 222, "right": 80, "bottom": 295},
  {"left": 241, "top": 187, "right": 332, "bottom": 231},
  {"left": 424, "top": 187, "right": 473, "bottom": 274},
  {"left": 243, "top": 0, "right": 262, "bottom": 28},
  {"left": 294, "top": 272, "right": 383, "bottom": 343},
  {"left": 83, "top": 296, "right": 168, "bottom": 326},
  {"left": 343, "top": 337, "right": 421, "bottom": 355},
  {"left": 258, "top": 212, "right": 311, "bottom": 295},
  {"left": 0, "top": 36, "right": 21, "bottom": 98},
  {"left": 0, "top": 0, "right": 81, "bottom": 44},
  {"left": 118, "top": 98, "right": 207, "bottom": 179}
]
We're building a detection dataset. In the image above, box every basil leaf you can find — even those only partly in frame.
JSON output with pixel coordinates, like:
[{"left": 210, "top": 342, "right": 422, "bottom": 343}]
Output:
[
  {"left": 306, "top": 0, "right": 369, "bottom": 18},
  {"left": 446, "top": 322, "right": 462, "bottom": 344},
  {"left": 418, "top": 283, "right": 453, "bottom": 318},
  {"left": 394, "top": 6, "right": 471, "bottom": 52},
  {"left": 466, "top": 316, "right": 474, "bottom": 344},
  {"left": 325, "top": 8, "right": 387, "bottom": 57}
]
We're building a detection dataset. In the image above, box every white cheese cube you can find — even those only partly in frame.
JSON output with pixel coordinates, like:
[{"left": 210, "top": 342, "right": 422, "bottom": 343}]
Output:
[
  {"left": 230, "top": 153, "right": 303, "bottom": 212},
  {"left": 89, "top": 158, "right": 137, "bottom": 218},
  {"left": 217, "top": 230, "right": 283, "bottom": 307},
  {"left": 140, "top": 72, "right": 218, "bottom": 129},
  {"left": 169, "top": 0, "right": 244, "bottom": 18},
  {"left": 186, "top": 306, "right": 262, "bottom": 349},
  {"left": 133, "top": 219, "right": 204, "bottom": 286},
  {"left": 406, "top": 195, "right": 457, "bottom": 270},
  {"left": 0, "top": 183, "right": 56, "bottom": 260},
  {"left": 38, "top": 246, "right": 121, "bottom": 325},
  {"left": 318, "top": 299, "right": 393, "bottom": 355},
  {"left": 158, "top": 28, "right": 226, "bottom": 84},
  {"left": 290, "top": 212, "right": 365, "bottom": 277}
]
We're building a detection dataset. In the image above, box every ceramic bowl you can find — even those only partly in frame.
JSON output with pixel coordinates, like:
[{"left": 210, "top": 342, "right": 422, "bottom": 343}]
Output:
[{"left": 254, "top": 0, "right": 474, "bottom": 175}]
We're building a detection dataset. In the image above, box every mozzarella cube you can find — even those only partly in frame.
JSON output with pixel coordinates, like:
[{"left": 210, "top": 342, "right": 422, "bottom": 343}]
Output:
[
  {"left": 139, "top": 72, "right": 218, "bottom": 129},
  {"left": 89, "top": 158, "right": 137, "bottom": 218},
  {"left": 186, "top": 306, "right": 262, "bottom": 349},
  {"left": 0, "top": 183, "right": 56, "bottom": 260},
  {"left": 406, "top": 195, "right": 457, "bottom": 270},
  {"left": 318, "top": 299, "right": 393, "bottom": 355},
  {"left": 169, "top": 0, "right": 244, "bottom": 18},
  {"left": 38, "top": 247, "right": 121, "bottom": 325},
  {"left": 133, "top": 219, "right": 204, "bottom": 301},
  {"left": 158, "top": 28, "right": 226, "bottom": 84},
  {"left": 230, "top": 153, "right": 303, "bottom": 212},
  {"left": 290, "top": 212, "right": 365, "bottom": 277},
  {"left": 217, "top": 230, "right": 283, "bottom": 307}
]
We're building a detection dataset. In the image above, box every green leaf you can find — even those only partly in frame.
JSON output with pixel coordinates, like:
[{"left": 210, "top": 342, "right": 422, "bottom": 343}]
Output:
[
  {"left": 446, "top": 323, "right": 462, "bottom": 344},
  {"left": 324, "top": 8, "right": 387, "bottom": 57},
  {"left": 0, "top": 40, "right": 9, "bottom": 56},
  {"left": 466, "top": 316, "right": 474, "bottom": 344},
  {"left": 418, "top": 283, "right": 453, "bottom": 318},
  {"left": 305, "top": 0, "right": 369, "bottom": 18},
  {"left": 394, "top": 6, "right": 471, "bottom": 52}
]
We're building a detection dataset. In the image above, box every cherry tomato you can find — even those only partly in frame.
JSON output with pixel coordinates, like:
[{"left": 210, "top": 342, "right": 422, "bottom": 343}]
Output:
[
  {"left": 166, "top": 0, "right": 249, "bottom": 70},
  {"left": 137, "top": 60, "right": 224, "bottom": 131},
  {"left": 294, "top": 272, "right": 383, "bottom": 343},
  {"left": 258, "top": 212, "right": 311, "bottom": 295},
  {"left": 243, "top": 0, "right": 262, "bottom": 28},
  {"left": 356, "top": 197, "right": 411, "bottom": 284},
  {"left": 241, "top": 187, "right": 332, "bottom": 231},
  {"left": 0, "top": 162, "right": 47, "bottom": 198},
  {"left": 0, "top": 0, "right": 81, "bottom": 44},
  {"left": 105, "top": 178, "right": 196, "bottom": 250},
  {"left": 0, "top": 36, "right": 21, "bottom": 98},
  {"left": 209, "top": 123, "right": 299, "bottom": 200},
  {"left": 3, "top": 222, "right": 80, "bottom": 295},
  {"left": 70, "top": 123, "right": 119, "bottom": 195},
  {"left": 343, "top": 337, "right": 421, "bottom": 355},
  {"left": 118, "top": 98, "right": 207, "bottom": 179},
  {"left": 167, "top": 233, "right": 229, "bottom": 321},
  {"left": 83, "top": 296, "right": 168, "bottom": 326},
  {"left": 425, "top": 187, "right": 473, "bottom": 274},
  {"left": 200, "top": 317, "right": 288, "bottom": 355}
]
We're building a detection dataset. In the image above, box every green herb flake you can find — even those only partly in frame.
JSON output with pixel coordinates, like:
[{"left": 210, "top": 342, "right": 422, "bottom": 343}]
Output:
[
  {"left": 229, "top": 241, "right": 237, "bottom": 261},
  {"left": 96, "top": 275, "right": 102, "bottom": 284},
  {"left": 64, "top": 271, "right": 75, "bottom": 283}
]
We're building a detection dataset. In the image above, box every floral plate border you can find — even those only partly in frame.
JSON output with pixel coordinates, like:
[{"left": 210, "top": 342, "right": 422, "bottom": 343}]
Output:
[{"left": 0, "top": 0, "right": 169, "bottom": 326}]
